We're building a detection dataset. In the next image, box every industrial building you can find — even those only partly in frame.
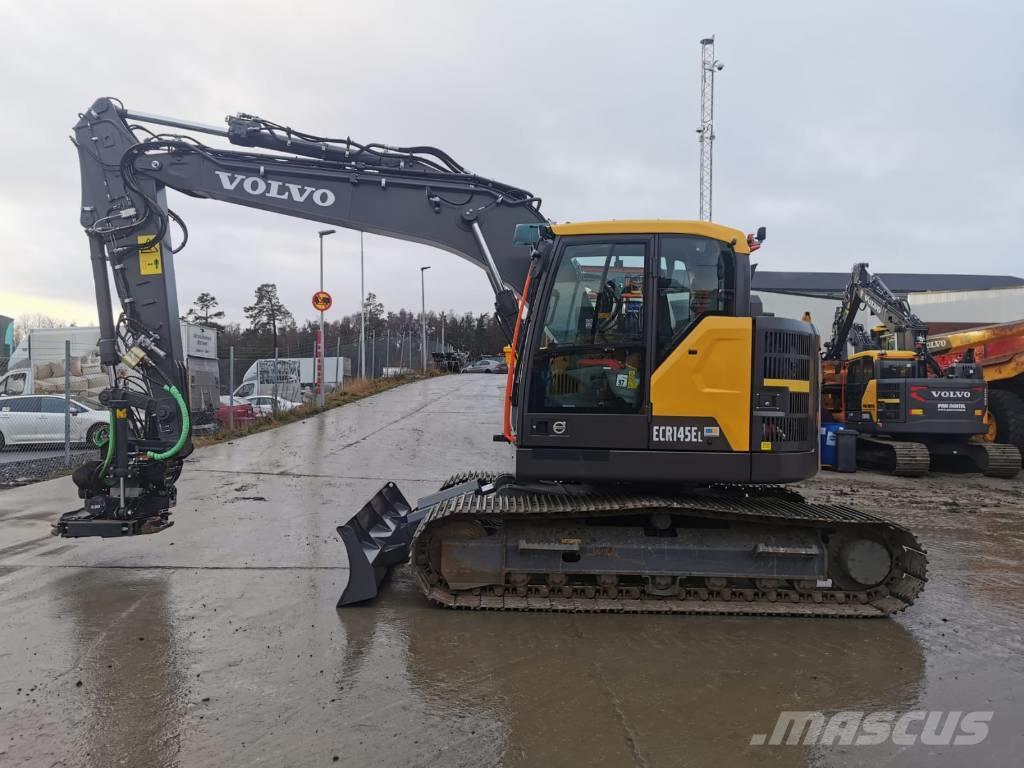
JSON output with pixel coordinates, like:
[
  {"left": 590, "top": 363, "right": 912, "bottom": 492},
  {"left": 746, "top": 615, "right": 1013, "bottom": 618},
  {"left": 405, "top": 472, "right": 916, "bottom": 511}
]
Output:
[{"left": 752, "top": 271, "right": 1024, "bottom": 337}]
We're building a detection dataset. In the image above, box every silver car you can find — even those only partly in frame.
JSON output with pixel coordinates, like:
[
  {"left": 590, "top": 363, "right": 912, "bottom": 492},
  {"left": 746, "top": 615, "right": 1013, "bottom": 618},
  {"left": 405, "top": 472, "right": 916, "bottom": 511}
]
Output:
[
  {"left": 245, "top": 395, "right": 300, "bottom": 417},
  {"left": 0, "top": 395, "right": 110, "bottom": 449},
  {"left": 461, "top": 358, "right": 508, "bottom": 374}
]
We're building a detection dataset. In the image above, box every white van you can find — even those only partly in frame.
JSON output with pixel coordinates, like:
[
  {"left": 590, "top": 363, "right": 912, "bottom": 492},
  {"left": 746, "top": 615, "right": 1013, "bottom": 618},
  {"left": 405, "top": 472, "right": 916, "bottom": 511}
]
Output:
[
  {"left": 232, "top": 358, "right": 305, "bottom": 403},
  {"left": 0, "top": 328, "right": 109, "bottom": 406}
]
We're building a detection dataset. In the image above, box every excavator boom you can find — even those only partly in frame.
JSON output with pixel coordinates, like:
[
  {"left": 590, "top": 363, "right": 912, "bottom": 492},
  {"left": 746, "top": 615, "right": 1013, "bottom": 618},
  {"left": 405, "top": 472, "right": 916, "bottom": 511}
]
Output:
[{"left": 60, "top": 96, "right": 543, "bottom": 537}]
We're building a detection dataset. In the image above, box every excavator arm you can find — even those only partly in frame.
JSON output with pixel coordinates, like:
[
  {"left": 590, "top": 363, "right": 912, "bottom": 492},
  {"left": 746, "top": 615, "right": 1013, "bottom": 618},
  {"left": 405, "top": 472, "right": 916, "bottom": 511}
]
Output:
[
  {"left": 823, "top": 262, "right": 932, "bottom": 361},
  {"left": 56, "top": 96, "right": 546, "bottom": 538}
]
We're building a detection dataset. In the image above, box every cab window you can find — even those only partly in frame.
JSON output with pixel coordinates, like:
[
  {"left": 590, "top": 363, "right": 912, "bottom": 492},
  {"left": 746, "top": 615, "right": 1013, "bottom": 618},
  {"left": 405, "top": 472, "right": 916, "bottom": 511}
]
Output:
[
  {"left": 655, "top": 235, "right": 735, "bottom": 361},
  {"left": 542, "top": 242, "right": 645, "bottom": 347},
  {"left": 879, "top": 360, "right": 916, "bottom": 379},
  {"left": 531, "top": 241, "right": 646, "bottom": 413}
]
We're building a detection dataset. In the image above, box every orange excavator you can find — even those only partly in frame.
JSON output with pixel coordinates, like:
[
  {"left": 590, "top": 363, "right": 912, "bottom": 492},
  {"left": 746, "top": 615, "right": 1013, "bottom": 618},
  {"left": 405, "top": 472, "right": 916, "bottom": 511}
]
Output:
[{"left": 928, "top": 319, "right": 1024, "bottom": 451}]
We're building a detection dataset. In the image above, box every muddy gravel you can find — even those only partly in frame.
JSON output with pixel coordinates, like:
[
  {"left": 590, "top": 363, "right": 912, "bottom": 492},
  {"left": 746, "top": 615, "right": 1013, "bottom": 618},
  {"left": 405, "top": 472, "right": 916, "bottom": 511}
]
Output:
[{"left": 0, "top": 374, "right": 1021, "bottom": 767}]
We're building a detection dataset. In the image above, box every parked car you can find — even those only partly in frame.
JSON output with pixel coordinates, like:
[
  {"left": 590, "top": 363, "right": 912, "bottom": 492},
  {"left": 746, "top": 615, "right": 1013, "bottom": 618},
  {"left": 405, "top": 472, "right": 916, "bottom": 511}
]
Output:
[
  {"left": 217, "top": 395, "right": 258, "bottom": 430},
  {"left": 246, "top": 395, "right": 300, "bottom": 417},
  {"left": 0, "top": 394, "right": 110, "bottom": 450},
  {"left": 462, "top": 358, "right": 508, "bottom": 374}
]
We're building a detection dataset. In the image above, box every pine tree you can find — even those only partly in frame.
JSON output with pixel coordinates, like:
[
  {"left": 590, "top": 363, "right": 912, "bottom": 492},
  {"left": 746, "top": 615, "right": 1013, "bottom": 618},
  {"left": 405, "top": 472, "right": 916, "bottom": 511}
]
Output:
[
  {"left": 244, "top": 283, "right": 293, "bottom": 349},
  {"left": 182, "top": 292, "right": 226, "bottom": 329},
  {"left": 362, "top": 292, "right": 386, "bottom": 333}
]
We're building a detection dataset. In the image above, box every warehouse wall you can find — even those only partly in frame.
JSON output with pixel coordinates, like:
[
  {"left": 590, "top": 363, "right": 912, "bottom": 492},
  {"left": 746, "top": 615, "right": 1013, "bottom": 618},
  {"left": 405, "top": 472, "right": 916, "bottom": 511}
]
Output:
[
  {"left": 906, "top": 286, "right": 1024, "bottom": 324},
  {"left": 755, "top": 286, "right": 1024, "bottom": 351}
]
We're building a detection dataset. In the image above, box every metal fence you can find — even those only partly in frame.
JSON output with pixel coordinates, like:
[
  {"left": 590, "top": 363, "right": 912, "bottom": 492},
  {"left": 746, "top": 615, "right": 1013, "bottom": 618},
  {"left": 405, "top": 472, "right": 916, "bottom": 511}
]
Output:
[
  {"left": 0, "top": 341, "right": 108, "bottom": 487},
  {"left": 0, "top": 332, "right": 461, "bottom": 486}
]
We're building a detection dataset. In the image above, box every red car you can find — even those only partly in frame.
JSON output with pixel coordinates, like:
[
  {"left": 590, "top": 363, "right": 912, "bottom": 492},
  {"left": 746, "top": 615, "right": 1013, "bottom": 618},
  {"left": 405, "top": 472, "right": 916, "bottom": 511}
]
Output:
[{"left": 216, "top": 395, "right": 258, "bottom": 430}]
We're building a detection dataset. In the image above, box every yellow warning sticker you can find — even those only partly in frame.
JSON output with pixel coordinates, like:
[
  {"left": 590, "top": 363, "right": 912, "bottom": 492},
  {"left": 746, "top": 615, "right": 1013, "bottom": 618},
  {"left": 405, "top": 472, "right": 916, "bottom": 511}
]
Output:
[
  {"left": 760, "top": 441, "right": 773, "bottom": 451},
  {"left": 115, "top": 408, "right": 128, "bottom": 419},
  {"left": 138, "top": 236, "right": 163, "bottom": 275}
]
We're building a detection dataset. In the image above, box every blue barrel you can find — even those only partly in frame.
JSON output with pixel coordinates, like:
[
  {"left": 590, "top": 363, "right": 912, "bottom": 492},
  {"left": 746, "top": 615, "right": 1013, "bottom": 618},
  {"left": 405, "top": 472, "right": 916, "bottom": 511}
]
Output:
[{"left": 820, "top": 423, "right": 843, "bottom": 468}]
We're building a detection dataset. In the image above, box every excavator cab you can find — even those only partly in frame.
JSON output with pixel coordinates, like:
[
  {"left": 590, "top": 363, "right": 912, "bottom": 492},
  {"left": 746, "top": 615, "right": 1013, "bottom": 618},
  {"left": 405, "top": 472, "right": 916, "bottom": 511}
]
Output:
[{"left": 509, "top": 221, "right": 819, "bottom": 484}]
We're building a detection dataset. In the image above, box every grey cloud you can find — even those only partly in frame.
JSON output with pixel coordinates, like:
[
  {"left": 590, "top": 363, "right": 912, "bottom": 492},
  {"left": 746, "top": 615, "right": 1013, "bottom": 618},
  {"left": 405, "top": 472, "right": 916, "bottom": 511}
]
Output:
[{"left": 1, "top": 0, "right": 1021, "bottom": 327}]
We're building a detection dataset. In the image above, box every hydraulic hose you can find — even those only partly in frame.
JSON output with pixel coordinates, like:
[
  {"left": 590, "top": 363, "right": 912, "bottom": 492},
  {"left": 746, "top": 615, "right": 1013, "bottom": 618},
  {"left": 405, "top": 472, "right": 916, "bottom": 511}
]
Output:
[
  {"left": 97, "top": 412, "right": 115, "bottom": 478},
  {"left": 503, "top": 268, "right": 534, "bottom": 444},
  {"left": 146, "top": 384, "right": 189, "bottom": 461}
]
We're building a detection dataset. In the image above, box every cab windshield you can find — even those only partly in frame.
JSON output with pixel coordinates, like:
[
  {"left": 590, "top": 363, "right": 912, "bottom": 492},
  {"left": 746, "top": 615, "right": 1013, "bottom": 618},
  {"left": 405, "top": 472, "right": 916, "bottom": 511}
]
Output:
[
  {"left": 533, "top": 241, "right": 646, "bottom": 413},
  {"left": 879, "top": 360, "right": 917, "bottom": 379},
  {"left": 530, "top": 235, "right": 736, "bottom": 414}
]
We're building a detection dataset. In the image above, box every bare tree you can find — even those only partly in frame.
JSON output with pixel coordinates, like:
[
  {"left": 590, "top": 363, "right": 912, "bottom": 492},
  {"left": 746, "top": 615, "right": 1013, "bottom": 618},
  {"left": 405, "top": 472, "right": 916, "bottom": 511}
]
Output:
[{"left": 13, "top": 313, "right": 67, "bottom": 346}]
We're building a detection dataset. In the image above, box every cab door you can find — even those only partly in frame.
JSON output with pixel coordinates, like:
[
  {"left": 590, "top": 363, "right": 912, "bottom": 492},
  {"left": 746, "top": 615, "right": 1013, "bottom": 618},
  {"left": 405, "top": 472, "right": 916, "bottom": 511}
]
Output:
[
  {"left": 519, "top": 236, "right": 652, "bottom": 450},
  {"left": 844, "top": 358, "right": 873, "bottom": 424},
  {"left": 648, "top": 234, "right": 745, "bottom": 453}
]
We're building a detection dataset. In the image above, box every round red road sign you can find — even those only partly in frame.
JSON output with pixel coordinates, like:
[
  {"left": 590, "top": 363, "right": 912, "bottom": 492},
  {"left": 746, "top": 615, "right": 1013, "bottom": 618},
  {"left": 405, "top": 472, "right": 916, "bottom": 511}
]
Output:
[{"left": 312, "top": 290, "right": 333, "bottom": 312}]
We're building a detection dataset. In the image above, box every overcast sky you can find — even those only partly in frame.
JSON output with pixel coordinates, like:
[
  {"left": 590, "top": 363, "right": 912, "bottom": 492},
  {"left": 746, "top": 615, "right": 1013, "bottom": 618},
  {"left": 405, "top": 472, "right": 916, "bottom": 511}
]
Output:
[{"left": 1, "top": 1, "right": 1022, "bottom": 329}]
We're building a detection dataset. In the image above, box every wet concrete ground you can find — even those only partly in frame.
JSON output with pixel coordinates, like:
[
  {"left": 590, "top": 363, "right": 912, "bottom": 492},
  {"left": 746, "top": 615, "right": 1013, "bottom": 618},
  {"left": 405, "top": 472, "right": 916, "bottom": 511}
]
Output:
[{"left": 0, "top": 374, "right": 1022, "bottom": 767}]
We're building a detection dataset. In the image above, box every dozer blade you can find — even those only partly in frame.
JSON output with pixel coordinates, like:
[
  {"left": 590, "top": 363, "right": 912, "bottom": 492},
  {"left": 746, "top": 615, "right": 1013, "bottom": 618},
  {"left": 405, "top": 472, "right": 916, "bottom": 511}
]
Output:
[
  {"left": 337, "top": 476, "right": 494, "bottom": 606},
  {"left": 337, "top": 482, "right": 420, "bottom": 606}
]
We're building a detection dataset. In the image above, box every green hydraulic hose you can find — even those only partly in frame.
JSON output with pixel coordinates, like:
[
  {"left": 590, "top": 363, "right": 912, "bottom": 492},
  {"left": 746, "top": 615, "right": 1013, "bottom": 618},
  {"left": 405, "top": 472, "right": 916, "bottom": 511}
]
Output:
[
  {"left": 97, "top": 411, "right": 115, "bottom": 477},
  {"left": 146, "top": 384, "right": 190, "bottom": 461}
]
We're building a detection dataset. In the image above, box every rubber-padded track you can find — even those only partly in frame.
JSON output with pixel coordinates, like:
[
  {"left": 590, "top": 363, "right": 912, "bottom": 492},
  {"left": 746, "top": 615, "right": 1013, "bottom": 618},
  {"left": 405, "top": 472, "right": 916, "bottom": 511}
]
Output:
[
  {"left": 857, "top": 437, "right": 930, "bottom": 477},
  {"left": 412, "top": 472, "right": 928, "bottom": 618},
  {"left": 969, "top": 442, "right": 1022, "bottom": 478}
]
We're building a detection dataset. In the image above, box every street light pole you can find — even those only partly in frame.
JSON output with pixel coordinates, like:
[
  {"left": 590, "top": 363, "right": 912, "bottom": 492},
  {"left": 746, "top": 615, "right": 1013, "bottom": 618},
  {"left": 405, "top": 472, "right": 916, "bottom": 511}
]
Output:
[
  {"left": 318, "top": 229, "right": 336, "bottom": 407},
  {"left": 420, "top": 266, "right": 431, "bottom": 372},
  {"left": 359, "top": 231, "right": 366, "bottom": 379}
]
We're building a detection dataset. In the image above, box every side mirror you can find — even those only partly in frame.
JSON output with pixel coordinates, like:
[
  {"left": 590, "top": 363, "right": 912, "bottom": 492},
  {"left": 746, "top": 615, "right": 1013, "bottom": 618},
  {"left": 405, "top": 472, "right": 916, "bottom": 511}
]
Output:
[
  {"left": 512, "top": 223, "right": 544, "bottom": 246},
  {"left": 756, "top": 226, "right": 767, "bottom": 243}
]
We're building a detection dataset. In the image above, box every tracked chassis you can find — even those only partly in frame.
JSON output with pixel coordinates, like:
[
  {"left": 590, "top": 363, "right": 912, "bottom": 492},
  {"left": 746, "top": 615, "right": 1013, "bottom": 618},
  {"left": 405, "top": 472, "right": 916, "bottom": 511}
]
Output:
[
  {"left": 856, "top": 435, "right": 1021, "bottom": 478},
  {"left": 341, "top": 472, "right": 928, "bottom": 617}
]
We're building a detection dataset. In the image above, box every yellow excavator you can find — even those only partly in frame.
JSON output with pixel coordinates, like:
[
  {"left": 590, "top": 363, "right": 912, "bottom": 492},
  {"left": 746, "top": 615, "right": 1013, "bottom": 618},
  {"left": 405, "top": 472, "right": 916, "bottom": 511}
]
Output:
[
  {"left": 53, "top": 98, "right": 927, "bottom": 617},
  {"left": 821, "top": 263, "right": 1020, "bottom": 478}
]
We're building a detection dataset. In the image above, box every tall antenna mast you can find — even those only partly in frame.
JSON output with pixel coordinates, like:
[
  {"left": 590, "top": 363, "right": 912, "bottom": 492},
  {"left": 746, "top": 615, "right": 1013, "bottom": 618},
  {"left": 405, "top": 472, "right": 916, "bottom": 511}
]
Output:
[{"left": 698, "top": 36, "right": 723, "bottom": 221}]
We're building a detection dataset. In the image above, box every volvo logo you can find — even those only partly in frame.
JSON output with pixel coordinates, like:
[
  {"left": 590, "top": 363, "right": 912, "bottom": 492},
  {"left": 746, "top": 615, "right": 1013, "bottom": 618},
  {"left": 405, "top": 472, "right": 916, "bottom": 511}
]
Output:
[
  {"left": 214, "top": 171, "right": 336, "bottom": 207},
  {"left": 552, "top": 421, "right": 567, "bottom": 435},
  {"left": 930, "top": 390, "right": 972, "bottom": 399}
]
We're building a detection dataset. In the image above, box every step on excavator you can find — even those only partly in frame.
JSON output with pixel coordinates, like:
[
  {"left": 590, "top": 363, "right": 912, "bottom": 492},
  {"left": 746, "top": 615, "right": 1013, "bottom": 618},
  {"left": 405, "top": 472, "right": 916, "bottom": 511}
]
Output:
[
  {"left": 53, "top": 98, "right": 928, "bottom": 617},
  {"left": 821, "top": 263, "right": 1020, "bottom": 478}
]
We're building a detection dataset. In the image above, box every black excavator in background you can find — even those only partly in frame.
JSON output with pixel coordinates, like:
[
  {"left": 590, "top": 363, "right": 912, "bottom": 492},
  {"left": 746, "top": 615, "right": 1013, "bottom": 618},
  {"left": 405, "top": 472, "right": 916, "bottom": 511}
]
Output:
[
  {"left": 53, "top": 98, "right": 928, "bottom": 617},
  {"left": 821, "top": 263, "right": 1020, "bottom": 477}
]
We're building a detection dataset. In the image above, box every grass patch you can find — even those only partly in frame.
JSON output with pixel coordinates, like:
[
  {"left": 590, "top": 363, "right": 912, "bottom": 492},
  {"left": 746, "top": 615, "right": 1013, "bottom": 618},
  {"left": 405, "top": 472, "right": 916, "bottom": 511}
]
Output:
[{"left": 193, "top": 374, "right": 436, "bottom": 448}]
